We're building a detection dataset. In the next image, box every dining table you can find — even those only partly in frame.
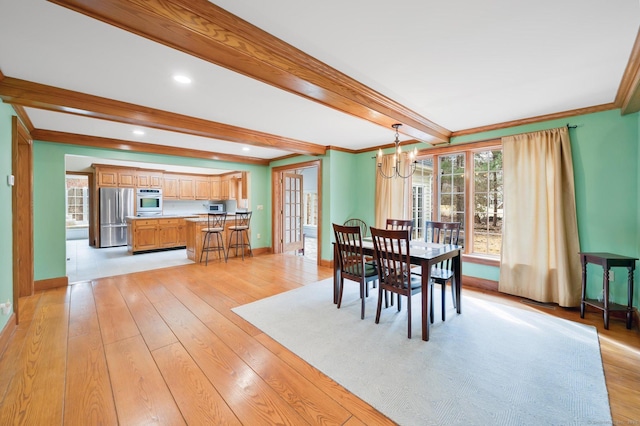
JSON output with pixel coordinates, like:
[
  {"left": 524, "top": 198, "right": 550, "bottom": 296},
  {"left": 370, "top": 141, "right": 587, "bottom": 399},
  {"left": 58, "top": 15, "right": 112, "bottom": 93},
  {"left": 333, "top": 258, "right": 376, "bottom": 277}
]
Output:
[{"left": 333, "top": 238, "right": 462, "bottom": 341}]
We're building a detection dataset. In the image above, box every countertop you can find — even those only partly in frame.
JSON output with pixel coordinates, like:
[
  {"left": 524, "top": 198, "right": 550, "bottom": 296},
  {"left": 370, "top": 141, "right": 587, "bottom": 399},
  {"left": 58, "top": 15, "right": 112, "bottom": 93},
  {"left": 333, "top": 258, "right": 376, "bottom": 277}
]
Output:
[{"left": 125, "top": 214, "right": 198, "bottom": 221}]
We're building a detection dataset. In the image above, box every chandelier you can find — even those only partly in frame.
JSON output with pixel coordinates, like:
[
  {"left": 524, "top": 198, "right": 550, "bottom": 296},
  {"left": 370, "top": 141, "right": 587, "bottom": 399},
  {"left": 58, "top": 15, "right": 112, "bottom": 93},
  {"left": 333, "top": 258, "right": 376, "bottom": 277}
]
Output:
[{"left": 377, "top": 123, "right": 418, "bottom": 179}]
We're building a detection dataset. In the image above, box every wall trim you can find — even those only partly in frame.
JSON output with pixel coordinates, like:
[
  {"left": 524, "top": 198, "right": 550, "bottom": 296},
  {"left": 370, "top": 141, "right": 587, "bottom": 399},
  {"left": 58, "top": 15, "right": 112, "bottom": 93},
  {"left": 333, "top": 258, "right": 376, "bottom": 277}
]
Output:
[
  {"left": 461, "top": 275, "right": 499, "bottom": 292},
  {"left": 0, "top": 313, "right": 17, "bottom": 358},
  {"left": 34, "top": 276, "right": 69, "bottom": 291}
]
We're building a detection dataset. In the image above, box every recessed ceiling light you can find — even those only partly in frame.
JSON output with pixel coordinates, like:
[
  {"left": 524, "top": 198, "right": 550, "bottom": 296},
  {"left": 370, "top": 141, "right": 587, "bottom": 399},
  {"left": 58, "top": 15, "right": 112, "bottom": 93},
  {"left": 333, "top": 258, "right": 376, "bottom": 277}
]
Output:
[
  {"left": 133, "top": 129, "right": 145, "bottom": 136},
  {"left": 173, "top": 74, "right": 192, "bottom": 84},
  {"left": 242, "top": 147, "right": 250, "bottom": 152}
]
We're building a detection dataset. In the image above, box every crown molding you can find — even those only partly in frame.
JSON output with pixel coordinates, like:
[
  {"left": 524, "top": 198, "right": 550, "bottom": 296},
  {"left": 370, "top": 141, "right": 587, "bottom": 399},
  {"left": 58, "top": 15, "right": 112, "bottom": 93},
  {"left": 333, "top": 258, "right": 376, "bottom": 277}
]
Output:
[
  {"left": 450, "top": 103, "right": 616, "bottom": 138},
  {"left": 616, "top": 28, "right": 640, "bottom": 114}
]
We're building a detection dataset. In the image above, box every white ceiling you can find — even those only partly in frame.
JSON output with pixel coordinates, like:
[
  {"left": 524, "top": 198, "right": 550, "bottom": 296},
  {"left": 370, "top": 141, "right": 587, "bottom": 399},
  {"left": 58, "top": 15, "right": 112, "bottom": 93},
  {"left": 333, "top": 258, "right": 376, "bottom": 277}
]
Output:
[{"left": 0, "top": 0, "right": 638, "bottom": 169}]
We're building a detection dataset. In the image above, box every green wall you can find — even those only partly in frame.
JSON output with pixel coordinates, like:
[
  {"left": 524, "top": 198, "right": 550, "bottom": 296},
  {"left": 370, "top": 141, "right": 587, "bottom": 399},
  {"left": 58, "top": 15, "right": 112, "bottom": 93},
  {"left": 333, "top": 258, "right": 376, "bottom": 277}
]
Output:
[
  {"left": 32, "top": 142, "right": 271, "bottom": 281},
  {"left": 0, "top": 103, "right": 14, "bottom": 331},
  {"left": 452, "top": 109, "right": 639, "bottom": 307},
  {"left": 10, "top": 106, "right": 640, "bottom": 315}
]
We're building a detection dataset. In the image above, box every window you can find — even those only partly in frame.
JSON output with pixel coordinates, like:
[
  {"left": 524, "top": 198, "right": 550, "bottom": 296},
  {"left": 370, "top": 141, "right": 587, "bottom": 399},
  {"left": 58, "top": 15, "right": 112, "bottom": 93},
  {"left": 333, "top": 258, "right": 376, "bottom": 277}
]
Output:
[
  {"left": 438, "top": 153, "right": 466, "bottom": 246},
  {"left": 412, "top": 142, "right": 503, "bottom": 260},
  {"left": 411, "top": 158, "right": 433, "bottom": 240},
  {"left": 66, "top": 175, "right": 89, "bottom": 225},
  {"left": 473, "top": 150, "right": 503, "bottom": 255}
]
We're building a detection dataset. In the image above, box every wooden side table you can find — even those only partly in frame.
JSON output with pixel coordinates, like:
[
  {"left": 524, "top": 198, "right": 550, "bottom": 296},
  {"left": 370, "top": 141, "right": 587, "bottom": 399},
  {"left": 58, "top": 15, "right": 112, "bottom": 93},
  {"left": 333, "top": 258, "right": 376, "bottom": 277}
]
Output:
[{"left": 579, "top": 252, "right": 638, "bottom": 329}]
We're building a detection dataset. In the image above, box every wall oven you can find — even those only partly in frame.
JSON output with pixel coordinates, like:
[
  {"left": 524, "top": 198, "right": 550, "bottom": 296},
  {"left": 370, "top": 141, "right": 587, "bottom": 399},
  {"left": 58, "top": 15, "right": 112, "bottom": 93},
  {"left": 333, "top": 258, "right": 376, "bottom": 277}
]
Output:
[{"left": 136, "top": 188, "right": 162, "bottom": 216}]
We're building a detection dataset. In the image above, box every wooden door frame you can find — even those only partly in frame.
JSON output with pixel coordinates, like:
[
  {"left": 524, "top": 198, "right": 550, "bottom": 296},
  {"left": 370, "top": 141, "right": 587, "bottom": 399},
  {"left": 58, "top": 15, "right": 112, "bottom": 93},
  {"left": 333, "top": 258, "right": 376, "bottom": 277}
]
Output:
[
  {"left": 271, "top": 160, "right": 322, "bottom": 263},
  {"left": 12, "top": 116, "right": 34, "bottom": 323}
]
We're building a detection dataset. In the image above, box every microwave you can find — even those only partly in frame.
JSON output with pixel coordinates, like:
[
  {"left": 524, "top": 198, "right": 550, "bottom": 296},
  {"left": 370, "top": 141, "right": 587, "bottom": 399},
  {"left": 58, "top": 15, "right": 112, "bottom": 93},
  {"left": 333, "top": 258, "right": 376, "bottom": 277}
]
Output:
[{"left": 208, "top": 203, "right": 224, "bottom": 213}]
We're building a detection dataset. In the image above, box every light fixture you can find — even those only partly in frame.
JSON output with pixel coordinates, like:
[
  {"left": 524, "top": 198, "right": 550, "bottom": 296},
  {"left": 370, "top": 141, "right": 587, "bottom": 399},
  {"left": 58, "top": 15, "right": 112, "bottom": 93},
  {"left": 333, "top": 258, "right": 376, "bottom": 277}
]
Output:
[
  {"left": 132, "top": 129, "right": 145, "bottom": 136},
  {"left": 377, "top": 123, "right": 418, "bottom": 179},
  {"left": 242, "top": 147, "right": 250, "bottom": 152},
  {"left": 173, "top": 74, "right": 192, "bottom": 84}
]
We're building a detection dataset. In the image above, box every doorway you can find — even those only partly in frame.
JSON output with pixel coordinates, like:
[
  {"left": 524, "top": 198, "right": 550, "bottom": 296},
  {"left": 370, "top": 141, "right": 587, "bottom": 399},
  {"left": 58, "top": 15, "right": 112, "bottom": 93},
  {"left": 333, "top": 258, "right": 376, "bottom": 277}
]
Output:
[{"left": 272, "top": 160, "right": 321, "bottom": 262}]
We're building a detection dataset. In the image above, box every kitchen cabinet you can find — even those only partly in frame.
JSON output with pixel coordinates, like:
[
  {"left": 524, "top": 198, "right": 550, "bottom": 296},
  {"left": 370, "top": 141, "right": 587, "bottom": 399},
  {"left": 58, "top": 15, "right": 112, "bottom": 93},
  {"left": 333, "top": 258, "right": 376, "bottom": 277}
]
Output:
[
  {"left": 129, "top": 219, "right": 159, "bottom": 252},
  {"left": 194, "top": 176, "right": 211, "bottom": 200},
  {"left": 220, "top": 178, "right": 230, "bottom": 200},
  {"left": 128, "top": 217, "right": 188, "bottom": 253},
  {"left": 95, "top": 165, "right": 136, "bottom": 188},
  {"left": 163, "top": 175, "right": 179, "bottom": 199},
  {"left": 178, "top": 174, "right": 195, "bottom": 200},
  {"left": 137, "top": 169, "right": 163, "bottom": 188},
  {"left": 158, "top": 218, "right": 181, "bottom": 248},
  {"left": 185, "top": 216, "right": 249, "bottom": 262},
  {"left": 210, "top": 176, "right": 221, "bottom": 200}
]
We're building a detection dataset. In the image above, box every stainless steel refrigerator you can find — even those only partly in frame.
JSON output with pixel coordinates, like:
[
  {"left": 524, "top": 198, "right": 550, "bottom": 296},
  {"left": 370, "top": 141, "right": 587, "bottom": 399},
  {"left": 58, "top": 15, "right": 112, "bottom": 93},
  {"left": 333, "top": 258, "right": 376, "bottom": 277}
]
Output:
[{"left": 99, "top": 187, "right": 134, "bottom": 247}]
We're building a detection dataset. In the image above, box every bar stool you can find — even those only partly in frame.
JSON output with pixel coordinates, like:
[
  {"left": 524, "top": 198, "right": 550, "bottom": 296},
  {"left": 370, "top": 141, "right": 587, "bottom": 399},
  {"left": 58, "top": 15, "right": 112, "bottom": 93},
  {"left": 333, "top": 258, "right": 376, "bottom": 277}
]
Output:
[
  {"left": 228, "top": 211, "right": 253, "bottom": 260},
  {"left": 200, "top": 213, "right": 227, "bottom": 265}
]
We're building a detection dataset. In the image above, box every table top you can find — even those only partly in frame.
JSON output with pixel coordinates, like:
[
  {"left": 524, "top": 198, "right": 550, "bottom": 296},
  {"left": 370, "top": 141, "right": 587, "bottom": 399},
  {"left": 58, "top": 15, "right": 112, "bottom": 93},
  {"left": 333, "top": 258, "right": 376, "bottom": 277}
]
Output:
[
  {"left": 579, "top": 252, "right": 639, "bottom": 261},
  {"left": 358, "top": 237, "right": 461, "bottom": 262}
]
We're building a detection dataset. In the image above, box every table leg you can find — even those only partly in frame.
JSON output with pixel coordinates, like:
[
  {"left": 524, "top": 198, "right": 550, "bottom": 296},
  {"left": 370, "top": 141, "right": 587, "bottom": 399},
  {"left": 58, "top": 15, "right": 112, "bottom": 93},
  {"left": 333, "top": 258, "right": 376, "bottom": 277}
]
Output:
[
  {"left": 421, "top": 259, "right": 431, "bottom": 341},
  {"left": 333, "top": 244, "right": 340, "bottom": 304},
  {"left": 580, "top": 256, "right": 586, "bottom": 319},
  {"left": 627, "top": 266, "right": 634, "bottom": 329},
  {"left": 453, "top": 250, "right": 462, "bottom": 314},
  {"left": 603, "top": 266, "right": 610, "bottom": 330}
]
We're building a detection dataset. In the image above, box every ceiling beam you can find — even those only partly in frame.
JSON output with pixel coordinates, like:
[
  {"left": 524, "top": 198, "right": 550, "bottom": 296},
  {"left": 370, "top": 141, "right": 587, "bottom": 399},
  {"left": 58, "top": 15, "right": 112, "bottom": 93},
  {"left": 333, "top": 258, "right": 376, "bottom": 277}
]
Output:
[
  {"left": 48, "top": 0, "right": 451, "bottom": 143},
  {"left": 31, "top": 129, "right": 270, "bottom": 166},
  {"left": 0, "top": 76, "right": 325, "bottom": 156}
]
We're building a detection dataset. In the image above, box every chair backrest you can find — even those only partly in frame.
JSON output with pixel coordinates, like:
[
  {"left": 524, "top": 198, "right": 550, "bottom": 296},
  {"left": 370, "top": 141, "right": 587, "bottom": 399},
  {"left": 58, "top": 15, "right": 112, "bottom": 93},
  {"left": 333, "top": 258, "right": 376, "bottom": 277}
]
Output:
[
  {"left": 207, "top": 212, "right": 227, "bottom": 229},
  {"left": 425, "top": 221, "right": 460, "bottom": 271},
  {"left": 386, "top": 218, "right": 413, "bottom": 236},
  {"left": 333, "top": 223, "right": 367, "bottom": 279},
  {"left": 425, "top": 221, "right": 460, "bottom": 245},
  {"left": 370, "top": 226, "right": 412, "bottom": 291},
  {"left": 344, "top": 218, "right": 368, "bottom": 237},
  {"left": 233, "top": 211, "right": 252, "bottom": 228}
]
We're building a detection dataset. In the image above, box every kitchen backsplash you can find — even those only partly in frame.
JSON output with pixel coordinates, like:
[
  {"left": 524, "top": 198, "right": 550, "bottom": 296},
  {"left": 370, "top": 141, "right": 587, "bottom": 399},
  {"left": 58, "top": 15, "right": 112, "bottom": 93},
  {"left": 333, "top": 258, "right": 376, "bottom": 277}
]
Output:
[{"left": 163, "top": 200, "right": 212, "bottom": 215}]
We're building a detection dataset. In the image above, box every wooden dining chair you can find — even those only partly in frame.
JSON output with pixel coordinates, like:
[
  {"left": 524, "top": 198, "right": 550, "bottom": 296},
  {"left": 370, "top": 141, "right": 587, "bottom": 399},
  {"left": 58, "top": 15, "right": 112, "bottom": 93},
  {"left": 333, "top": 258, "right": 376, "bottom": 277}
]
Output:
[
  {"left": 344, "top": 218, "right": 368, "bottom": 238},
  {"left": 385, "top": 218, "right": 413, "bottom": 234},
  {"left": 333, "top": 223, "right": 379, "bottom": 319},
  {"left": 425, "top": 221, "right": 460, "bottom": 322},
  {"left": 370, "top": 226, "right": 427, "bottom": 338}
]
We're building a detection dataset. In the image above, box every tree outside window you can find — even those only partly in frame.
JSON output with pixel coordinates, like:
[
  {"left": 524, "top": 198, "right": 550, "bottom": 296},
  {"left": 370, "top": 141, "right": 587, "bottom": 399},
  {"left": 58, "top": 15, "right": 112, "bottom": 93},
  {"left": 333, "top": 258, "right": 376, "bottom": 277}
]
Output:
[
  {"left": 473, "top": 150, "right": 503, "bottom": 255},
  {"left": 439, "top": 153, "right": 465, "bottom": 246}
]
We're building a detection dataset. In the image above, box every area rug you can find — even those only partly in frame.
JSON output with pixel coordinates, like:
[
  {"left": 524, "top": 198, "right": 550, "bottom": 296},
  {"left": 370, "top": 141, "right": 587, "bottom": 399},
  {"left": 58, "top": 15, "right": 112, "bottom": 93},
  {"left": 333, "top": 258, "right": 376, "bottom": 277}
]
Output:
[{"left": 232, "top": 279, "right": 611, "bottom": 426}]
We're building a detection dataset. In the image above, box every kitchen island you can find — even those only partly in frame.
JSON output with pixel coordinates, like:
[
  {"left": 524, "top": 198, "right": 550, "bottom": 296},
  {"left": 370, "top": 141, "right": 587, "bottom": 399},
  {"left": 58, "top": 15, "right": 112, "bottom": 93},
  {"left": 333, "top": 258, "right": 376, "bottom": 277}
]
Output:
[
  {"left": 185, "top": 215, "right": 250, "bottom": 262},
  {"left": 126, "top": 215, "right": 197, "bottom": 253}
]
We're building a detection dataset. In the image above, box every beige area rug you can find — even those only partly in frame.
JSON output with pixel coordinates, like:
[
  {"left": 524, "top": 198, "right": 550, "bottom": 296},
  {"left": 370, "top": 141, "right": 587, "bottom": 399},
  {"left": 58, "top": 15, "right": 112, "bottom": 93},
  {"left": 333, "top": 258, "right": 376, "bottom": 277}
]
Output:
[{"left": 233, "top": 278, "right": 611, "bottom": 426}]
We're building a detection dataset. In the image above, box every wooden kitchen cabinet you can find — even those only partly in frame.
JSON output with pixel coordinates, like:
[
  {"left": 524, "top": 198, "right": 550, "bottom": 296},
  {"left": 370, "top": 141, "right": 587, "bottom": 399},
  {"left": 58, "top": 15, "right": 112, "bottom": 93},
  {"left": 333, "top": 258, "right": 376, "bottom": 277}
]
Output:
[
  {"left": 95, "top": 165, "right": 136, "bottom": 188},
  {"left": 137, "top": 169, "right": 163, "bottom": 188},
  {"left": 178, "top": 174, "right": 195, "bottom": 200},
  {"left": 163, "top": 175, "right": 179, "bottom": 199},
  {"left": 210, "top": 176, "right": 221, "bottom": 200},
  {"left": 130, "top": 219, "right": 159, "bottom": 252},
  {"left": 194, "top": 176, "right": 211, "bottom": 200},
  {"left": 128, "top": 217, "right": 188, "bottom": 253},
  {"left": 158, "top": 218, "right": 181, "bottom": 248}
]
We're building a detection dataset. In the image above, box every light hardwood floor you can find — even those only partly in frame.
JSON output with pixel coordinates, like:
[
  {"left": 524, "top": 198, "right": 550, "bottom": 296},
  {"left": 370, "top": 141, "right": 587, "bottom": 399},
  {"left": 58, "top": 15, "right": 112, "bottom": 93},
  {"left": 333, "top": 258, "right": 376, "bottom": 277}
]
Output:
[{"left": 0, "top": 254, "right": 638, "bottom": 425}]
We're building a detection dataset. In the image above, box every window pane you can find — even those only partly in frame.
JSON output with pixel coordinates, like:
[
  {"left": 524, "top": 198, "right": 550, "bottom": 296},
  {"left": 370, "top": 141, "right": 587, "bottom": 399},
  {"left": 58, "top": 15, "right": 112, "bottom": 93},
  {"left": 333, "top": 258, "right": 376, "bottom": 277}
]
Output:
[{"left": 472, "top": 149, "right": 503, "bottom": 256}]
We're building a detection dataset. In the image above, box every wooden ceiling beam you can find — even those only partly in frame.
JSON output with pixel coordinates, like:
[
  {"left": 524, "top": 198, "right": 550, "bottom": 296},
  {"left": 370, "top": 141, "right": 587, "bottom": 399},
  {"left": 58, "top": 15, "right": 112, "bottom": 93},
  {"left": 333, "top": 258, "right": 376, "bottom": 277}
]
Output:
[
  {"left": 48, "top": 0, "right": 451, "bottom": 143},
  {"left": 0, "top": 76, "right": 325, "bottom": 156},
  {"left": 31, "top": 129, "right": 270, "bottom": 166}
]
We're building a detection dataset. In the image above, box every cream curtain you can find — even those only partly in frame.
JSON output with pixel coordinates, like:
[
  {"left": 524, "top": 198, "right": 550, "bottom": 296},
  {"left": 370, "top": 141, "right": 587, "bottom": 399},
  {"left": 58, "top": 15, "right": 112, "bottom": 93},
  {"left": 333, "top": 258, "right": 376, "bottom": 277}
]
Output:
[
  {"left": 374, "top": 153, "right": 412, "bottom": 228},
  {"left": 498, "top": 127, "right": 581, "bottom": 307}
]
